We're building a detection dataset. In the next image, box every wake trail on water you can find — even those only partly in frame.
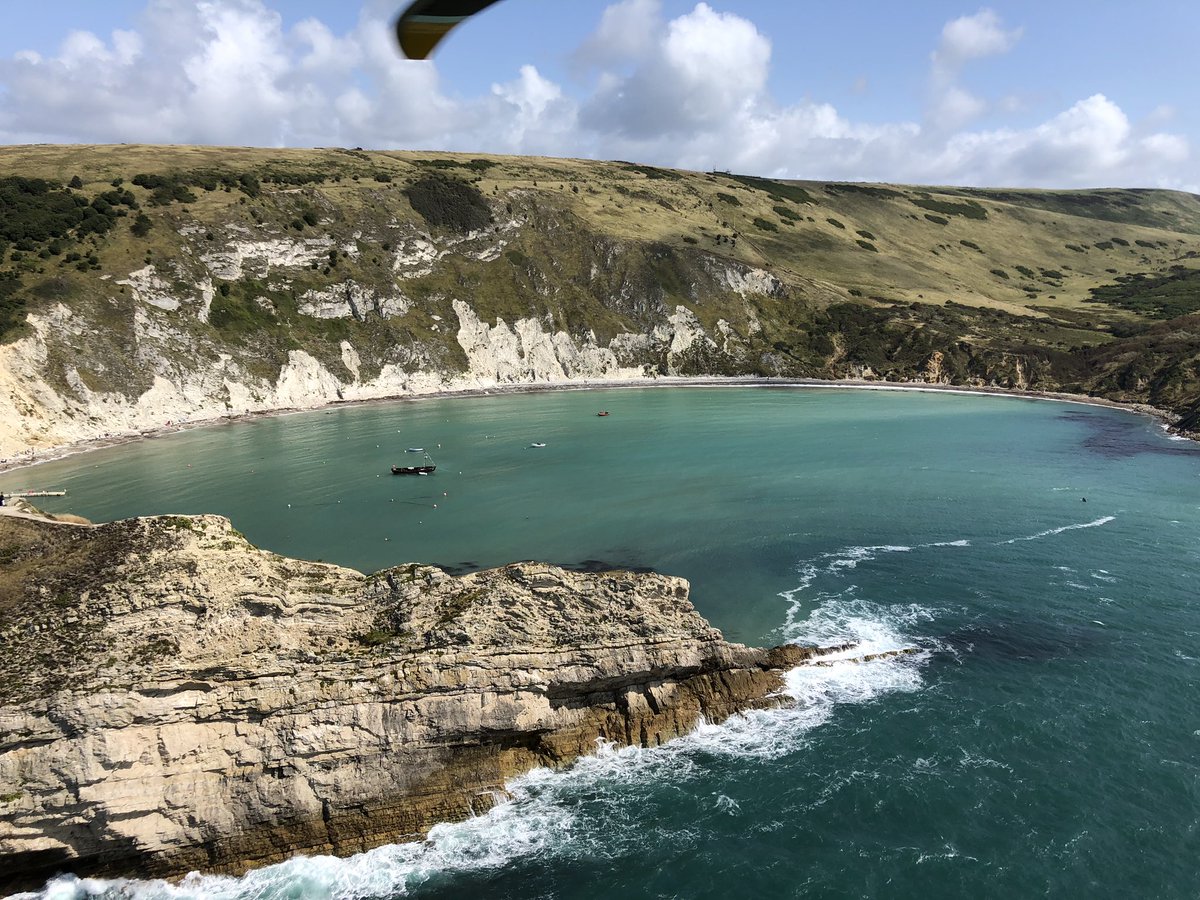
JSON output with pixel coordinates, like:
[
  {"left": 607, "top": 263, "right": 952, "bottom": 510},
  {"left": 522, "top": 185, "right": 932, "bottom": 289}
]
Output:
[
  {"left": 19, "top": 545, "right": 950, "bottom": 900},
  {"left": 998, "top": 515, "right": 1115, "bottom": 545}
]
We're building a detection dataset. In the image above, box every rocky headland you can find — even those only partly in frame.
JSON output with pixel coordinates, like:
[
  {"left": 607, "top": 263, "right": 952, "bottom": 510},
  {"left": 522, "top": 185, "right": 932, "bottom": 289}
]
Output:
[{"left": 0, "top": 509, "right": 882, "bottom": 892}]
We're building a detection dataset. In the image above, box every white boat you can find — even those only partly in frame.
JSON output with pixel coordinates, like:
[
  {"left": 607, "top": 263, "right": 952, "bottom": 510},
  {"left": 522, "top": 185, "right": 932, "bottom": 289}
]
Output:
[
  {"left": 530, "top": 442, "right": 546, "bottom": 448},
  {"left": 406, "top": 447, "right": 425, "bottom": 452}
]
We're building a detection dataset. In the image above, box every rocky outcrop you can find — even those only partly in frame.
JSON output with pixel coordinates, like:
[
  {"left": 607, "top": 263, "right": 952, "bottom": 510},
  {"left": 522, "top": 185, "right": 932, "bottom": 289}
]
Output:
[{"left": 0, "top": 512, "right": 831, "bottom": 890}]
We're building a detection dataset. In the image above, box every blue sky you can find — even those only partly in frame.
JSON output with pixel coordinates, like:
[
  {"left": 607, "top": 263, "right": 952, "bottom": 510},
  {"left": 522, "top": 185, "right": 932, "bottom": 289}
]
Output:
[{"left": 0, "top": 1, "right": 1195, "bottom": 190}]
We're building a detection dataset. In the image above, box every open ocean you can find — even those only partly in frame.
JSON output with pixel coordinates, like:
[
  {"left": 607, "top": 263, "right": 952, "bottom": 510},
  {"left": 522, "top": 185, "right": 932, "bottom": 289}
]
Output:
[{"left": 4, "top": 386, "right": 1200, "bottom": 899}]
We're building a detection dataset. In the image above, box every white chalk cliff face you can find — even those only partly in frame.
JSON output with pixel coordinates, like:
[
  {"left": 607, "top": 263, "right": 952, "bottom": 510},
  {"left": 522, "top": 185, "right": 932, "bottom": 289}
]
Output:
[
  {"left": 0, "top": 213, "right": 789, "bottom": 459},
  {"left": 0, "top": 512, "right": 833, "bottom": 889}
]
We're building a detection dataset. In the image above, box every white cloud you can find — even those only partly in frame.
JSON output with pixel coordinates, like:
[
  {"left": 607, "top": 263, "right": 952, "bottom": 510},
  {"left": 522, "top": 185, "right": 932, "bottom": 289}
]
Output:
[
  {"left": 933, "top": 8, "right": 1023, "bottom": 70},
  {"left": 580, "top": 3, "right": 770, "bottom": 138},
  {"left": 927, "top": 9, "right": 1022, "bottom": 131},
  {"left": 0, "top": 0, "right": 1191, "bottom": 191},
  {"left": 573, "top": 0, "right": 661, "bottom": 71}
]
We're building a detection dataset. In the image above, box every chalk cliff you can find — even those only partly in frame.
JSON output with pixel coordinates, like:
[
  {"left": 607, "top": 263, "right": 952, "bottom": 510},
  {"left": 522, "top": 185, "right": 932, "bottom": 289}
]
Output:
[
  {"left": 0, "top": 511, "right": 834, "bottom": 891},
  {"left": 4, "top": 146, "right": 1200, "bottom": 459}
]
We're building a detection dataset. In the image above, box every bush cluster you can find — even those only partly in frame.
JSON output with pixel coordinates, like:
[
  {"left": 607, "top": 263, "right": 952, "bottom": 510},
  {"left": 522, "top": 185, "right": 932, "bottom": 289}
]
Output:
[
  {"left": 403, "top": 176, "right": 492, "bottom": 234},
  {"left": 911, "top": 197, "right": 987, "bottom": 220}
]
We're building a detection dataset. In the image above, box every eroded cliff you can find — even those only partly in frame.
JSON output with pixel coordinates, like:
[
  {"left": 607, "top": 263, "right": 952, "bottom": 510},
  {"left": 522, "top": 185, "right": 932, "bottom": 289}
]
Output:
[
  {"left": 3, "top": 146, "right": 1200, "bottom": 457},
  {"left": 0, "top": 511, "right": 825, "bottom": 890}
]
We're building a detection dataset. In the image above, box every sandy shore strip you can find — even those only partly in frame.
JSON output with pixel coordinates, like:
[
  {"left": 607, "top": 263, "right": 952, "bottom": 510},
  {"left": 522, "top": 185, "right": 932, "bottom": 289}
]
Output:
[{"left": 0, "top": 375, "right": 1191, "bottom": 476}]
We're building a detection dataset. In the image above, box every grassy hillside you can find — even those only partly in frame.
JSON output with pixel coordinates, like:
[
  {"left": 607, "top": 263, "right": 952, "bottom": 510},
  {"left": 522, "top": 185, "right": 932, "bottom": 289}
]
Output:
[{"left": 2, "top": 144, "right": 1200, "bottom": 426}]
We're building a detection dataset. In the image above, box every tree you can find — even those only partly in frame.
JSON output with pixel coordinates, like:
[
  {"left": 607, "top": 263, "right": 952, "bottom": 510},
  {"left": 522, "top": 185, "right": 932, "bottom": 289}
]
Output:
[{"left": 131, "top": 213, "right": 153, "bottom": 238}]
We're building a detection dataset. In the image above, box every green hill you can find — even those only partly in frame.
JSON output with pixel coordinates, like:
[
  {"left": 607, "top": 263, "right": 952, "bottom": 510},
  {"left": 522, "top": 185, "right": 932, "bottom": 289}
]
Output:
[{"left": 2, "top": 144, "right": 1199, "bottom": 447}]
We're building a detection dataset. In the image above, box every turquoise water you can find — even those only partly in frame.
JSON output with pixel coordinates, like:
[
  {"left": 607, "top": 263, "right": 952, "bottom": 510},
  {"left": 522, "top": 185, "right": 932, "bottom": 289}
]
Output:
[{"left": 5, "top": 387, "right": 1200, "bottom": 898}]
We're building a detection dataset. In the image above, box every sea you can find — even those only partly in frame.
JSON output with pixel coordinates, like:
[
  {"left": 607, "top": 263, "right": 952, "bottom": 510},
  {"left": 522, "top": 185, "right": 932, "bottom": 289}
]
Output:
[{"left": 3, "top": 386, "right": 1199, "bottom": 899}]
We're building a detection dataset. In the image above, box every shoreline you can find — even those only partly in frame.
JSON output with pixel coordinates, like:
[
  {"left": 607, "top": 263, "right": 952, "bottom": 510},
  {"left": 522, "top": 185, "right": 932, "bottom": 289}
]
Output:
[{"left": 0, "top": 375, "right": 1190, "bottom": 476}]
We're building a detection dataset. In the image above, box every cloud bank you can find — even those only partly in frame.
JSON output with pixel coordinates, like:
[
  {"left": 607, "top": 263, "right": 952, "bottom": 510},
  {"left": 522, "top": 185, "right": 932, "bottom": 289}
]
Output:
[{"left": 0, "top": 0, "right": 1192, "bottom": 190}]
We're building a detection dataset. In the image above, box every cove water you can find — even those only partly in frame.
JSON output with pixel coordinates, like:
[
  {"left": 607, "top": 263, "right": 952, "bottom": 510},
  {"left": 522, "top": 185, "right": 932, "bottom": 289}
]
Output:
[{"left": 4, "top": 387, "right": 1200, "bottom": 899}]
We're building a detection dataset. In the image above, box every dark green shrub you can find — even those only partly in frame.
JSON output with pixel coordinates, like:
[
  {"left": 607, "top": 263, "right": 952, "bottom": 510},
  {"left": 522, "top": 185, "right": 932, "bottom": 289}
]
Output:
[
  {"left": 824, "top": 184, "right": 903, "bottom": 200},
  {"left": 911, "top": 197, "right": 987, "bottom": 220},
  {"left": 0, "top": 272, "right": 25, "bottom": 339},
  {"left": 403, "top": 176, "right": 491, "bottom": 234}
]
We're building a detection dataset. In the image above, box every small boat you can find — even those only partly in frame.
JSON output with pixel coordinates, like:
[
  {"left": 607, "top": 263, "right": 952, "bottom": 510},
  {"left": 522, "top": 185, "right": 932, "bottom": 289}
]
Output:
[
  {"left": 406, "top": 447, "right": 425, "bottom": 452},
  {"left": 597, "top": 411, "right": 610, "bottom": 417},
  {"left": 530, "top": 442, "right": 546, "bottom": 448},
  {"left": 392, "top": 451, "right": 436, "bottom": 475}
]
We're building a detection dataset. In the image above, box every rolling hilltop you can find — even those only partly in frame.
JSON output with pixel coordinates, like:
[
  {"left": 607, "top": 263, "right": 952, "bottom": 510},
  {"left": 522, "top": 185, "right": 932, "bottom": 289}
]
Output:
[{"left": 2, "top": 144, "right": 1200, "bottom": 452}]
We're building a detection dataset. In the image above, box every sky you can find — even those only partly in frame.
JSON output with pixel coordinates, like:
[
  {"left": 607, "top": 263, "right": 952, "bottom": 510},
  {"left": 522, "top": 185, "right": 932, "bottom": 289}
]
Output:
[{"left": 0, "top": 0, "right": 1196, "bottom": 191}]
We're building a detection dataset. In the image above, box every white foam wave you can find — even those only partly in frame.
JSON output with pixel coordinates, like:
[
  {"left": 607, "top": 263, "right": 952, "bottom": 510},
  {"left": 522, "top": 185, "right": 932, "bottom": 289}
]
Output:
[
  {"left": 23, "top": 624, "right": 928, "bottom": 900},
  {"left": 999, "top": 516, "right": 1115, "bottom": 545},
  {"left": 17, "top": 536, "right": 955, "bottom": 900},
  {"left": 16, "top": 599, "right": 934, "bottom": 900},
  {"left": 19, "top": 787, "right": 579, "bottom": 900},
  {"left": 781, "top": 538, "right": 969, "bottom": 609}
]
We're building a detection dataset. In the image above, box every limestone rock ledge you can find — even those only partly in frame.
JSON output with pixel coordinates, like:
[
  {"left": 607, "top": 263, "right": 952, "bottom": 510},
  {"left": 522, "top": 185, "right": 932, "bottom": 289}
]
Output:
[{"left": 0, "top": 513, "right": 812, "bottom": 891}]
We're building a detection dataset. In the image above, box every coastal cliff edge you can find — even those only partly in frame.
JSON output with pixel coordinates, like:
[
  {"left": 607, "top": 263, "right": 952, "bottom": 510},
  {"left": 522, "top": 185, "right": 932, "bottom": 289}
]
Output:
[{"left": 0, "top": 511, "right": 838, "bottom": 891}]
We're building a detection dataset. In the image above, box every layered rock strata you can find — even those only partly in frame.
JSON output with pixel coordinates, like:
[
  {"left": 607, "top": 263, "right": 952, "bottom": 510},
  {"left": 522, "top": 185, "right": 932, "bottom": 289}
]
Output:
[{"left": 0, "top": 512, "right": 824, "bottom": 891}]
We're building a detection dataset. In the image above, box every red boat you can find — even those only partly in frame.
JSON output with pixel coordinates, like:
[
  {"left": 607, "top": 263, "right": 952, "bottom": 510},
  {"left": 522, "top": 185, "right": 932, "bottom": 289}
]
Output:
[{"left": 597, "top": 411, "right": 610, "bottom": 417}]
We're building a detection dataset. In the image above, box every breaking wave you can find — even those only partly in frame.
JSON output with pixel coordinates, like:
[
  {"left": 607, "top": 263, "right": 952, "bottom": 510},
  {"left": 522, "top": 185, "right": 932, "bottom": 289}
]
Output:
[
  {"left": 998, "top": 516, "right": 1115, "bottom": 545},
  {"left": 15, "top": 540, "right": 949, "bottom": 900}
]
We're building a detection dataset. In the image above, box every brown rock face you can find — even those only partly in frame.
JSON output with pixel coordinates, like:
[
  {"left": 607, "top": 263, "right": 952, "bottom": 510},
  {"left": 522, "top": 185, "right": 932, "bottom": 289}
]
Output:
[{"left": 0, "top": 513, "right": 822, "bottom": 891}]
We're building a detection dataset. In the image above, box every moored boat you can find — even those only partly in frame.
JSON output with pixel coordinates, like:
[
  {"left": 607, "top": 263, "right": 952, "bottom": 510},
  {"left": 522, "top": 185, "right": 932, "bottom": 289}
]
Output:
[{"left": 392, "top": 451, "right": 436, "bottom": 475}]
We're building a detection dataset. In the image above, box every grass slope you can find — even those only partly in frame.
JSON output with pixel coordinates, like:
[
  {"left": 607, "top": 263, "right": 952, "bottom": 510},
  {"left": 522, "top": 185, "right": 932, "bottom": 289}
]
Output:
[{"left": 2, "top": 144, "right": 1199, "bottom": 422}]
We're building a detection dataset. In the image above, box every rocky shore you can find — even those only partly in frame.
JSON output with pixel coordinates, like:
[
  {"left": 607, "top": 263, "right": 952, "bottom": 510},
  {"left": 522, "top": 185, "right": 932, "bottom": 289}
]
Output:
[{"left": 0, "top": 509, "right": 882, "bottom": 892}]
